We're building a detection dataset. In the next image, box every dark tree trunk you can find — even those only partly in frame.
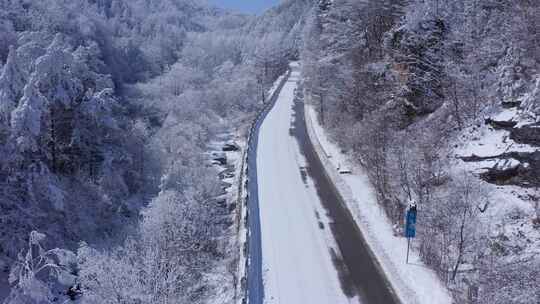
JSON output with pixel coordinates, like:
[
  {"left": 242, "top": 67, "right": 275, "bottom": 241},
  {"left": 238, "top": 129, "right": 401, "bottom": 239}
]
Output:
[
  {"left": 50, "top": 107, "right": 57, "bottom": 174},
  {"left": 452, "top": 210, "right": 467, "bottom": 281}
]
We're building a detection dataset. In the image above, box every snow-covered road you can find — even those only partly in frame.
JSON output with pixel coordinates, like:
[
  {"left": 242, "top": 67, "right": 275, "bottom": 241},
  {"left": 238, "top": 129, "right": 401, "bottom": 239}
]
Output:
[{"left": 255, "top": 63, "right": 352, "bottom": 304}]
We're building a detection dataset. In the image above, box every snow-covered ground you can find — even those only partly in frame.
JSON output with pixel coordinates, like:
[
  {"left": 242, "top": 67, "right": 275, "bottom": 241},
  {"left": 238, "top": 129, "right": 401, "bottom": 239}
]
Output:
[
  {"left": 256, "top": 63, "right": 353, "bottom": 304},
  {"left": 451, "top": 107, "right": 540, "bottom": 277},
  {"left": 454, "top": 108, "right": 538, "bottom": 158},
  {"left": 205, "top": 134, "right": 244, "bottom": 304},
  {"left": 304, "top": 104, "right": 454, "bottom": 304}
]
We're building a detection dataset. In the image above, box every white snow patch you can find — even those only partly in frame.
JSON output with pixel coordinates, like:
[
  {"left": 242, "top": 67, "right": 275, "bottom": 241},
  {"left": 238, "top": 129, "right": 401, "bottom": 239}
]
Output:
[
  {"left": 454, "top": 125, "right": 537, "bottom": 158},
  {"left": 492, "top": 108, "right": 518, "bottom": 122}
]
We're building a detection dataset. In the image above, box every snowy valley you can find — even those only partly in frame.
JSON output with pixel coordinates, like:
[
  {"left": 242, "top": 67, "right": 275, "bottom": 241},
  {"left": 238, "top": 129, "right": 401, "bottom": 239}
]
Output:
[{"left": 0, "top": 1, "right": 539, "bottom": 304}]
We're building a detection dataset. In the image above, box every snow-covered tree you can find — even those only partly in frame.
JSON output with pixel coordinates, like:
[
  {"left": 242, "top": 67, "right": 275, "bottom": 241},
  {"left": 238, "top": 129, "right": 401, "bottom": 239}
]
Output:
[
  {"left": 6, "top": 231, "right": 77, "bottom": 304},
  {"left": 1, "top": 1, "right": 312, "bottom": 303},
  {"left": 0, "top": 46, "right": 26, "bottom": 130},
  {"left": 10, "top": 76, "right": 47, "bottom": 153},
  {"left": 0, "top": 19, "right": 17, "bottom": 63}
]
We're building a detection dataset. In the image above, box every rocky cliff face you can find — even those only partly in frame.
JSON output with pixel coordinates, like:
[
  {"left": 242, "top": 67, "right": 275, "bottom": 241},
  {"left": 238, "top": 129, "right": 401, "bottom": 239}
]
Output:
[{"left": 460, "top": 104, "right": 540, "bottom": 188}]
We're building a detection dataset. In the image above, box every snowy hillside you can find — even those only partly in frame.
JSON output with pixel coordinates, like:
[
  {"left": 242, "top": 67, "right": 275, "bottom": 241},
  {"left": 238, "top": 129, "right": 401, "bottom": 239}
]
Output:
[
  {"left": 0, "top": 0, "right": 309, "bottom": 303},
  {"left": 302, "top": 0, "right": 540, "bottom": 303}
]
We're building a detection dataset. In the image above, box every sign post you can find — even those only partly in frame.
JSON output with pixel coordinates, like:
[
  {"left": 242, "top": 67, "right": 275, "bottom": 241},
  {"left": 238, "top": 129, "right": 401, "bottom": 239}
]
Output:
[
  {"left": 406, "top": 237, "right": 411, "bottom": 264},
  {"left": 405, "top": 201, "right": 417, "bottom": 264}
]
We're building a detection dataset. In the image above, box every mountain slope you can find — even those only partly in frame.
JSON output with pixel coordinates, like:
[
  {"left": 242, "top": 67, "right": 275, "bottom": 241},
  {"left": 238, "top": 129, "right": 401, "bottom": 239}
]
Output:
[
  {"left": 301, "top": 0, "right": 540, "bottom": 303},
  {"left": 0, "top": 0, "right": 312, "bottom": 303}
]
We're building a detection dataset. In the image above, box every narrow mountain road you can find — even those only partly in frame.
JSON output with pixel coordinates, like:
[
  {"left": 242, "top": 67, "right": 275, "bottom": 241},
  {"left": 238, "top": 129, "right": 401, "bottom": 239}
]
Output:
[{"left": 247, "top": 62, "right": 399, "bottom": 304}]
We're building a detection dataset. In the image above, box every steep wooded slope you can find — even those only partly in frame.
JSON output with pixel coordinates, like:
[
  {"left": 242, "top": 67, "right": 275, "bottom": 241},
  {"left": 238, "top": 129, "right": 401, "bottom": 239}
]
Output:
[
  {"left": 0, "top": 0, "right": 311, "bottom": 303},
  {"left": 302, "top": 1, "right": 539, "bottom": 303}
]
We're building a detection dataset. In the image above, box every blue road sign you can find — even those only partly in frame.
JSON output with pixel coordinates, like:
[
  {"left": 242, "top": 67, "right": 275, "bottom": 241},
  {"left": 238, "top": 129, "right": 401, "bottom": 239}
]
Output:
[{"left": 405, "top": 208, "right": 417, "bottom": 238}]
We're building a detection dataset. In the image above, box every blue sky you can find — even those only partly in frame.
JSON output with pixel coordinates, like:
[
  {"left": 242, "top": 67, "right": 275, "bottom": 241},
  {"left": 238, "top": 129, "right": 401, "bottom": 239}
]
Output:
[{"left": 207, "top": 0, "right": 281, "bottom": 14}]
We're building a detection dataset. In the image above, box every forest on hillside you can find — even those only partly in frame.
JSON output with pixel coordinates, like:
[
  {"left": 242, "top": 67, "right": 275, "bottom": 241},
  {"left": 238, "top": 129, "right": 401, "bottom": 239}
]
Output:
[
  {"left": 0, "top": 0, "right": 310, "bottom": 303},
  {"left": 303, "top": 1, "right": 539, "bottom": 303}
]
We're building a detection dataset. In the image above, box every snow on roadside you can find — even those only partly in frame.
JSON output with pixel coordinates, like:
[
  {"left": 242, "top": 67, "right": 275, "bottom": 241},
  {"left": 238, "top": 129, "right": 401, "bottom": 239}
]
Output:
[
  {"left": 304, "top": 104, "right": 454, "bottom": 304},
  {"left": 205, "top": 134, "right": 245, "bottom": 304},
  {"left": 267, "top": 74, "right": 287, "bottom": 99}
]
